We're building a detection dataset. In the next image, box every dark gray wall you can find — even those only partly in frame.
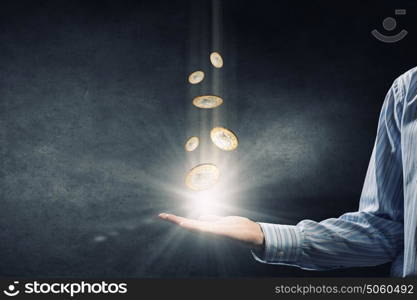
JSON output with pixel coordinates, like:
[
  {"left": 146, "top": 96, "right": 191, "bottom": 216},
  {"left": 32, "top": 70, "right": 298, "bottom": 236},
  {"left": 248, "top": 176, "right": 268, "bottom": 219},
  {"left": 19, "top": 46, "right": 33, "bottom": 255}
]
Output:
[{"left": 0, "top": 0, "right": 416, "bottom": 277}]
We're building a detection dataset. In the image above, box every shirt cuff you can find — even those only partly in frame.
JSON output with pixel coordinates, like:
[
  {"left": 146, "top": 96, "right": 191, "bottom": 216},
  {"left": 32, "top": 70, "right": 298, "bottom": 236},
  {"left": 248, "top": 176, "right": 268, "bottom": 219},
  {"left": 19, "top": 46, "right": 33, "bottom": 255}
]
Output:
[{"left": 252, "top": 223, "right": 303, "bottom": 264}]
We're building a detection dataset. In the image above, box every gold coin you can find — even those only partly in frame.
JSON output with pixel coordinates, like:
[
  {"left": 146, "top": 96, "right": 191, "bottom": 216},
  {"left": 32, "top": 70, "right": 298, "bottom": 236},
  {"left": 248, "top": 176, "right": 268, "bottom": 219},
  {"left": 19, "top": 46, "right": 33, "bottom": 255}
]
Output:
[
  {"left": 210, "top": 127, "right": 238, "bottom": 151},
  {"left": 210, "top": 52, "right": 223, "bottom": 68},
  {"left": 185, "top": 163, "right": 220, "bottom": 190},
  {"left": 188, "top": 71, "right": 205, "bottom": 84},
  {"left": 185, "top": 136, "right": 199, "bottom": 152},
  {"left": 192, "top": 95, "right": 223, "bottom": 109}
]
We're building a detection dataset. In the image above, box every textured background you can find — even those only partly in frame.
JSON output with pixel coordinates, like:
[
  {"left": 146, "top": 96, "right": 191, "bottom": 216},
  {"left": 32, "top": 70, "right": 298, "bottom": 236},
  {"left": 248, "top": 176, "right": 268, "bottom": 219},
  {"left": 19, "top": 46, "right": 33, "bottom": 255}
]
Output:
[{"left": 0, "top": 0, "right": 416, "bottom": 277}]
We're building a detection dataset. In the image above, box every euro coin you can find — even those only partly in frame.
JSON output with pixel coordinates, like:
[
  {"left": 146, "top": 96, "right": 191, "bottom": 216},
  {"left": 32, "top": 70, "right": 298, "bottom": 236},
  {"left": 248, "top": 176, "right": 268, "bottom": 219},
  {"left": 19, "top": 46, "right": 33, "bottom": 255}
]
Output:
[
  {"left": 210, "top": 52, "right": 223, "bottom": 68},
  {"left": 192, "top": 95, "right": 223, "bottom": 109},
  {"left": 185, "top": 163, "right": 220, "bottom": 190},
  {"left": 185, "top": 136, "right": 199, "bottom": 152},
  {"left": 188, "top": 71, "right": 205, "bottom": 84},
  {"left": 210, "top": 127, "right": 238, "bottom": 151}
]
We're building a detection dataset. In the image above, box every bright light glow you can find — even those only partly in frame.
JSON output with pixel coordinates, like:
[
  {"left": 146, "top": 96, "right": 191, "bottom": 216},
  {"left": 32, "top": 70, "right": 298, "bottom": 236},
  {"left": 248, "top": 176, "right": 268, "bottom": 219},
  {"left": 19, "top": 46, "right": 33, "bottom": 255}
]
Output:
[
  {"left": 186, "top": 188, "right": 224, "bottom": 215},
  {"left": 183, "top": 159, "right": 240, "bottom": 215}
]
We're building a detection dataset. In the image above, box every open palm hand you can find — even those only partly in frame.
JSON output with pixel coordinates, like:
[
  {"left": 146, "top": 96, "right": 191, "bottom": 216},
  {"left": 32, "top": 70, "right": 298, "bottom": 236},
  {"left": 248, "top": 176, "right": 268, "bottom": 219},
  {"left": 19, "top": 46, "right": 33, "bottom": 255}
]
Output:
[{"left": 159, "top": 213, "right": 264, "bottom": 250}]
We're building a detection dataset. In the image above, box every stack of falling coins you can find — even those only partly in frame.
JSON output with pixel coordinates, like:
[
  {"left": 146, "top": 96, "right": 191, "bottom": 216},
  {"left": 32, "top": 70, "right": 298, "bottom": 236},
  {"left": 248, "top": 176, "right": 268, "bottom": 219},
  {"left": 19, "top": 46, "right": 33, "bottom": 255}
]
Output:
[{"left": 185, "top": 52, "right": 239, "bottom": 191}]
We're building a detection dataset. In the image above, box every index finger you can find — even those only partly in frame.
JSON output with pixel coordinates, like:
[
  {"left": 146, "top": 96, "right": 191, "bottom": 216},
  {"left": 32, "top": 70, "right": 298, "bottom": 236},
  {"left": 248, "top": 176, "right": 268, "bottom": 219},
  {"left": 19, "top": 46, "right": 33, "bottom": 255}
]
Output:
[{"left": 159, "top": 213, "right": 190, "bottom": 225}]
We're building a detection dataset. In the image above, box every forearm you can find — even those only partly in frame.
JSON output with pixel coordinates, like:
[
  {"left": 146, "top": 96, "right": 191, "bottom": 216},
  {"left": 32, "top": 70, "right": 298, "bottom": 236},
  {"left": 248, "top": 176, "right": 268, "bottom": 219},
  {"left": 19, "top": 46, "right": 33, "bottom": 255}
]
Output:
[{"left": 252, "top": 211, "right": 404, "bottom": 270}]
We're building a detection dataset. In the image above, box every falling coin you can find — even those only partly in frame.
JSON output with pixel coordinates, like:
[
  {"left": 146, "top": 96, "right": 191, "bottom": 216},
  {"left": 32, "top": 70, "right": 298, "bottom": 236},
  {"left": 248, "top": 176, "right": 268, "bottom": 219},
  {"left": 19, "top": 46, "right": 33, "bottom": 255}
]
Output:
[
  {"left": 210, "top": 127, "right": 238, "bottom": 151},
  {"left": 185, "top": 136, "right": 199, "bottom": 152},
  {"left": 192, "top": 95, "right": 223, "bottom": 109},
  {"left": 210, "top": 52, "right": 223, "bottom": 68},
  {"left": 188, "top": 71, "right": 205, "bottom": 84},
  {"left": 185, "top": 163, "right": 220, "bottom": 190}
]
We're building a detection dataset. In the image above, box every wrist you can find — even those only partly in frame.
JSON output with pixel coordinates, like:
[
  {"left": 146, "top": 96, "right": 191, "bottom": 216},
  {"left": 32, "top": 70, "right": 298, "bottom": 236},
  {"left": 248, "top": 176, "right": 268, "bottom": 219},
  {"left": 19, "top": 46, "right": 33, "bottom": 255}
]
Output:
[{"left": 252, "top": 222, "right": 265, "bottom": 251}]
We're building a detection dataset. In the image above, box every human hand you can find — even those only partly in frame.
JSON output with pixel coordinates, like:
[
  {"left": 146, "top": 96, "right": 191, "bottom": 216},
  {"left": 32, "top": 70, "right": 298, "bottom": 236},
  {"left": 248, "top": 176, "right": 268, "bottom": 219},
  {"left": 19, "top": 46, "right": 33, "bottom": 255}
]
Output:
[{"left": 158, "top": 213, "right": 265, "bottom": 250}]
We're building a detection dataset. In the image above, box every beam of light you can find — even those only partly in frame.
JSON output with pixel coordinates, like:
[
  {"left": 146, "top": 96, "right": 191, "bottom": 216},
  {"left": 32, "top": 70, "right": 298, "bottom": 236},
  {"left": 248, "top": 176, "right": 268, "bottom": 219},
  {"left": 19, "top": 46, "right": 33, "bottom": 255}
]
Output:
[
  {"left": 186, "top": 189, "right": 222, "bottom": 215},
  {"left": 183, "top": 0, "right": 230, "bottom": 216},
  {"left": 183, "top": 181, "right": 234, "bottom": 216}
]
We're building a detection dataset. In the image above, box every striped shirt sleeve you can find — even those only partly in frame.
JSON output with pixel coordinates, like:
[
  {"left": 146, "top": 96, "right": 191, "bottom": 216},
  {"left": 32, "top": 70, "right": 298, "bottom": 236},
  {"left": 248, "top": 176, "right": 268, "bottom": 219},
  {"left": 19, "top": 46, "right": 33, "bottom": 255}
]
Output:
[
  {"left": 252, "top": 224, "right": 302, "bottom": 263},
  {"left": 252, "top": 211, "right": 403, "bottom": 270},
  {"left": 252, "top": 71, "right": 409, "bottom": 270}
]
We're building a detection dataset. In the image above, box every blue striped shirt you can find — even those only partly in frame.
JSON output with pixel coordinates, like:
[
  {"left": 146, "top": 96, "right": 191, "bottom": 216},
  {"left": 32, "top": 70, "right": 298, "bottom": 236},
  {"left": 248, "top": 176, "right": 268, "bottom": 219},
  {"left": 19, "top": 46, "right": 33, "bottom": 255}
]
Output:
[{"left": 252, "top": 67, "right": 417, "bottom": 277}]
